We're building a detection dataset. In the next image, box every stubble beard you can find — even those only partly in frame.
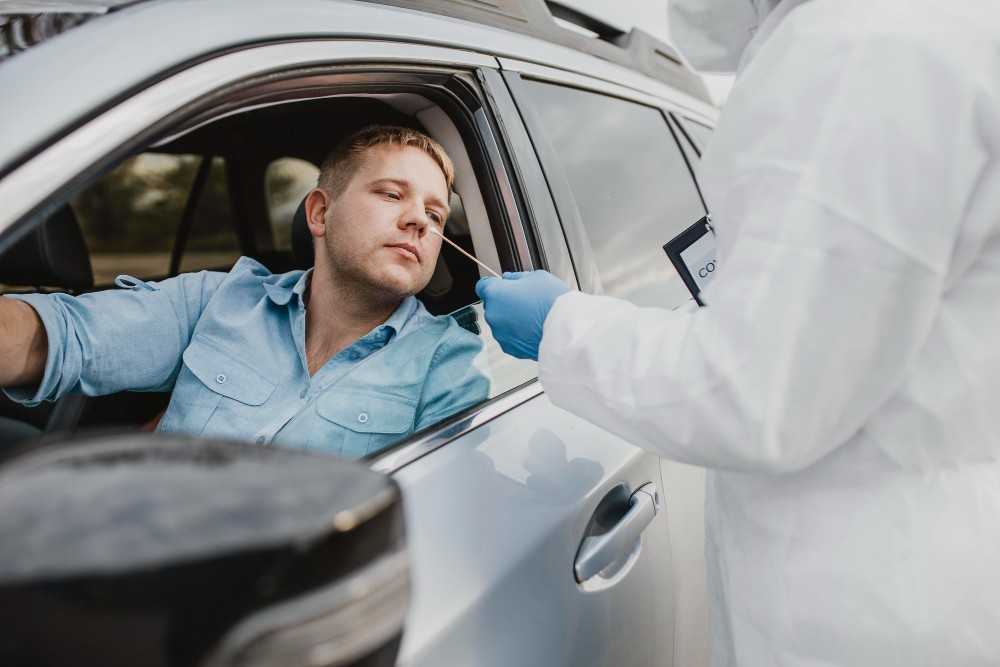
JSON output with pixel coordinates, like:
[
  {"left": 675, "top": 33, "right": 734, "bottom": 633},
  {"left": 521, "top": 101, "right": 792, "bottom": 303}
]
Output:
[{"left": 325, "top": 244, "right": 432, "bottom": 312}]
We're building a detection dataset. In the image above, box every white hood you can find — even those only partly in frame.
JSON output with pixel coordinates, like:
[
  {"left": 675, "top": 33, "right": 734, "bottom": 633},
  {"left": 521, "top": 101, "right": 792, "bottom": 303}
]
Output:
[{"left": 667, "top": 0, "right": 788, "bottom": 73}]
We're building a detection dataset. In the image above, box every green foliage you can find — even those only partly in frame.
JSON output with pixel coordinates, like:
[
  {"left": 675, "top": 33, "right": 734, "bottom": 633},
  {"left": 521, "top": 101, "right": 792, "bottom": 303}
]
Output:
[{"left": 72, "top": 154, "right": 237, "bottom": 253}]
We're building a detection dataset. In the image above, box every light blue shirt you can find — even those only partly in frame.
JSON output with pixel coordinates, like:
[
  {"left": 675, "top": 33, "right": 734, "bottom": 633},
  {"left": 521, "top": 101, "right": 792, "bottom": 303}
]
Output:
[{"left": 6, "top": 257, "right": 489, "bottom": 456}]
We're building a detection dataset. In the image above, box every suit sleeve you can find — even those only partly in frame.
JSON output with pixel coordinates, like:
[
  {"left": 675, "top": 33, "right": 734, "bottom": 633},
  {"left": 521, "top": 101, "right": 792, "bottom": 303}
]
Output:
[{"left": 538, "top": 13, "right": 994, "bottom": 472}]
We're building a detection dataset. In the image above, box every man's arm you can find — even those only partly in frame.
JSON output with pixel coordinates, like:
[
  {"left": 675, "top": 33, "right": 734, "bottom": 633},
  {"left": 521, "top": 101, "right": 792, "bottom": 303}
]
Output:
[
  {"left": 1, "top": 267, "right": 230, "bottom": 406},
  {"left": 0, "top": 297, "right": 47, "bottom": 388}
]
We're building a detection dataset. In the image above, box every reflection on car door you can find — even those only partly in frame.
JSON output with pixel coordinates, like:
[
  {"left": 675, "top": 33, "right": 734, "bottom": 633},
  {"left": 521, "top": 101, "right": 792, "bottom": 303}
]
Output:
[
  {"left": 392, "top": 391, "right": 677, "bottom": 665},
  {"left": 373, "top": 69, "right": 687, "bottom": 666},
  {"left": 512, "top": 72, "right": 714, "bottom": 667}
]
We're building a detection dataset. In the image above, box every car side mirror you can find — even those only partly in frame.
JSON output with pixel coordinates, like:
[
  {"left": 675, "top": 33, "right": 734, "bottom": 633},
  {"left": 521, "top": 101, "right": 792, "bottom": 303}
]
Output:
[{"left": 0, "top": 434, "right": 408, "bottom": 667}]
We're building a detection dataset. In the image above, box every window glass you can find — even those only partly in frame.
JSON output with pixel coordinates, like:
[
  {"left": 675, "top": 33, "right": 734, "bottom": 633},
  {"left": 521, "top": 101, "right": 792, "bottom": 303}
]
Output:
[
  {"left": 683, "top": 119, "right": 713, "bottom": 154},
  {"left": 265, "top": 158, "right": 320, "bottom": 250},
  {"left": 71, "top": 153, "right": 238, "bottom": 284},
  {"left": 522, "top": 81, "right": 706, "bottom": 309}
]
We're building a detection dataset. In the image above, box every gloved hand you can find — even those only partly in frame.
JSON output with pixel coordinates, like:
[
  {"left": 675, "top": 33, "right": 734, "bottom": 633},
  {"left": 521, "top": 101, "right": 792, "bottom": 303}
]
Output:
[{"left": 475, "top": 270, "right": 572, "bottom": 360}]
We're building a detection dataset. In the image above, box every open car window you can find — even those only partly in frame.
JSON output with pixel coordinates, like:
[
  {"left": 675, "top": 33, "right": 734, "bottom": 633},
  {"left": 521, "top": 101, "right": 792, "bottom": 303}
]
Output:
[{"left": 0, "top": 52, "right": 529, "bottom": 455}]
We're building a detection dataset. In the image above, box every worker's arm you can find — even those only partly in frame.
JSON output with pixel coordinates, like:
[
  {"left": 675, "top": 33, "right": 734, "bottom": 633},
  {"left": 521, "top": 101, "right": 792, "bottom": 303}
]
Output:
[
  {"left": 0, "top": 297, "right": 48, "bottom": 388},
  {"left": 535, "top": 14, "right": 994, "bottom": 473}
]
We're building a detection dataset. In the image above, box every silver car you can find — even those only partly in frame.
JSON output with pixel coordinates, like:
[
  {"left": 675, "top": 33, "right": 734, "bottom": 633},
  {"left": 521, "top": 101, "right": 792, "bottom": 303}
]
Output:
[{"left": 0, "top": 1, "right": 717, "bottom": 664}]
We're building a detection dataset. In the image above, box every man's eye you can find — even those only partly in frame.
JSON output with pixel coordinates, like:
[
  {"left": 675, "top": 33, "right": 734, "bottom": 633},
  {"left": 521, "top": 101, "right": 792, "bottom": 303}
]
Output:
[
  {"left": 380, "top": 191, "right": 401, "bottom": 200},
  {"left": 428, "top": 211, "right": 443, "bottom": 225}
]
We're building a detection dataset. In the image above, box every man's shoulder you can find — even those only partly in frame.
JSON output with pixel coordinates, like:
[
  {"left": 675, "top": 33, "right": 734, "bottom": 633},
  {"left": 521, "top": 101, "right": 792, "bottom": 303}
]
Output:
[
  {"left": 406, "top": 303, "right": 481, "bottom": 340},
  {"left": 206, "top": 257, "right": 307, "bottom": 303},
  {"left": 383, "top": 306, "right": 482, "bottom": 362},
  {"left": 223, "top": 256, "right": 305, "bottom": 286}
]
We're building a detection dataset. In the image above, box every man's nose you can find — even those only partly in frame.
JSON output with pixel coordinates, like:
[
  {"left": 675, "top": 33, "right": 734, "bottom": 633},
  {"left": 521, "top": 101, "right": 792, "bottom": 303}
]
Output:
[{"left": 399, "top": 201, "right": 431, "bottom": 234}]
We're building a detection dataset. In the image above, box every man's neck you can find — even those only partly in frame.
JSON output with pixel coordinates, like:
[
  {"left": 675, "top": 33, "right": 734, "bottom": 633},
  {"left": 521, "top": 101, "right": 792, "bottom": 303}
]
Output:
[{"left": 303, "top": 273, "right": 402, "bottom": 377}]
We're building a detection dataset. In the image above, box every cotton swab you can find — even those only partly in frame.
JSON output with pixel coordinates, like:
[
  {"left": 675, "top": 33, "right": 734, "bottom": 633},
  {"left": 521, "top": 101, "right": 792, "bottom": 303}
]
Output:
[{"left": 428, "top": 227, "right": 501, "bottom": 278}]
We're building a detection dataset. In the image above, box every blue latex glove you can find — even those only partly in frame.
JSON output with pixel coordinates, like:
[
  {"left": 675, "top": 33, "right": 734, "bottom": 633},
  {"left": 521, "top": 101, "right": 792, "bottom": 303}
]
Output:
[{"left": 475, "top": 270, "right": 572, "bottom": 360}]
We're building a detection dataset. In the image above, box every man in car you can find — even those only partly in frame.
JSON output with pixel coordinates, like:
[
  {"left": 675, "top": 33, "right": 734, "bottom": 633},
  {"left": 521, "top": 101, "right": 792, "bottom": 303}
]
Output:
[{"left": 0, "top": 125, "right": 488, "bottom": 457}]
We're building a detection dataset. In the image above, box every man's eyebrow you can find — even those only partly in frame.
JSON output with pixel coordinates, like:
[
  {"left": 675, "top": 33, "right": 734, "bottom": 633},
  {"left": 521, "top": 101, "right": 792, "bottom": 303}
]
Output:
[{"left": 372, "top": 178, "right": 451, "bottom": 217}]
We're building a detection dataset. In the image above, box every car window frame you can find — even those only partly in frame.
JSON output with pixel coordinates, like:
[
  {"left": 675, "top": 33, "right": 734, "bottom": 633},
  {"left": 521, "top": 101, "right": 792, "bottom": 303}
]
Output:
[
  {"left": 666, "top": 112, "right": 709, "bottom": 211},
  {"left": 0, "top": 39, "right": 553, "bottom": 472},
  {"left": 0, "top": 41, "right": 499, "bottom": 245}
]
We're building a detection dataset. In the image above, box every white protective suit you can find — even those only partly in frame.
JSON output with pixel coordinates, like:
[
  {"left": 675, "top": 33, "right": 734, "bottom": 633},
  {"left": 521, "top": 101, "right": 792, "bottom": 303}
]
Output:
[{"left": 538, "top": 0, "right": 1000, "bottom": 664}]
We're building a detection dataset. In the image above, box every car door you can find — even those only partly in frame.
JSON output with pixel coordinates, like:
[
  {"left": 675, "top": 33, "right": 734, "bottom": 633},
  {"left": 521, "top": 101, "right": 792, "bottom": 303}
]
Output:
[
  {"left": 364, "top": 66, "right": 706, "bottom": 666},
  {"left": 0, "top": 4, "right": 709, "bottom": 665},
  {"left": 498, "top": 62, "right": 718, "bottom": 667}
]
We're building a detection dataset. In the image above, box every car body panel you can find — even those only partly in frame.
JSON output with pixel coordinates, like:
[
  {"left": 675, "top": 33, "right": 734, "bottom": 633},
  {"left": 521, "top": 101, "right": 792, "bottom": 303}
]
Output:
[
  {"left": 0, "top": 0, "right": 713, "bottom": 178},
  {"left": 0, "top": 2, "right": 713, "bottom": 664},
  {"left": 392, "top": 391, "right": 674, "bottom": 666}
]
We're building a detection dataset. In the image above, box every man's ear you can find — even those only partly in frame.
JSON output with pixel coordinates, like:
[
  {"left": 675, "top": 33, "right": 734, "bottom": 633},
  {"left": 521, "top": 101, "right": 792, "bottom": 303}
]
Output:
[{"left": 304, "top": 188, "right": 332, "bottom": 238}]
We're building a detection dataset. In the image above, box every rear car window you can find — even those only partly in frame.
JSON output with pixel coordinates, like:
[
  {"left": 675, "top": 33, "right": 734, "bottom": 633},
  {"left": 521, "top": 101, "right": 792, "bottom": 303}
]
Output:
[{"left": 520, "top": 80, "right": 706, "bottom": 309}]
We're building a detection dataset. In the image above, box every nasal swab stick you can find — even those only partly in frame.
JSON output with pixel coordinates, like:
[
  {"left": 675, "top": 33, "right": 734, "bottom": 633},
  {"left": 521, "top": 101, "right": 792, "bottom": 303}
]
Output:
[{"left": 428, "top": 227, "right": 501, "bottom": 278}]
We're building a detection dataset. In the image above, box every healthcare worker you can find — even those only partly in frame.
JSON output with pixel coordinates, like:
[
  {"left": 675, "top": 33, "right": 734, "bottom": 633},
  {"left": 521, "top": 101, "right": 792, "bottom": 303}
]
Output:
[{"left": 476, "top": 0, "right": 1000, "bottom": 664}]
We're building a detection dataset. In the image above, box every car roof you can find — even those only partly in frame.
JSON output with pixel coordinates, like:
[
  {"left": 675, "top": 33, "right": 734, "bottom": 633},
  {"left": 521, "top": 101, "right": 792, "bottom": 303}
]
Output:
[{"left": 0, "top": 0, "right": 714, "bottom": 178}]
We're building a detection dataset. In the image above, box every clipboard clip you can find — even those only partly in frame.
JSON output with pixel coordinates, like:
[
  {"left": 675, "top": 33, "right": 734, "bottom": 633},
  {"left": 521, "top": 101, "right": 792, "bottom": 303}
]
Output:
[{"left": 662, "top": 214, "right": 718, "bottom": 307}]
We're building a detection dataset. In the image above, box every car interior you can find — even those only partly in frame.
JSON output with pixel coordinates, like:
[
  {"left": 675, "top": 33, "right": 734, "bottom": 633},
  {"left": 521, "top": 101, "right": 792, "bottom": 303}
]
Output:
[{"left": 0, "top": 79, "right": 517, "bottom": 453}]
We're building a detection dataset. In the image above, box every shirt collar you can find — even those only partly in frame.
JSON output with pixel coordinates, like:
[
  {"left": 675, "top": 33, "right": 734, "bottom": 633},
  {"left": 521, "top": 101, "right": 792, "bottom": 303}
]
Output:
[
  {"left": 265, "top": 268, "right": 425, "bottom": 340},
  {"left": 380, "top": 295, "right": 421, "bottom": 342},
  {"left": 263, "top": 268, "right": 312, "bottom": 306}
]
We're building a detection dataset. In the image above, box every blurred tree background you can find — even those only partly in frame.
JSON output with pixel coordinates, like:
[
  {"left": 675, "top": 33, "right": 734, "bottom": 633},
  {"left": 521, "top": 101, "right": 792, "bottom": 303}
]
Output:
[
  {"left": 64, "top": 152, "right": 315, "bottom": 284},
  {"left": 72, "top": 154, "right": 236, "bottom": 253}
]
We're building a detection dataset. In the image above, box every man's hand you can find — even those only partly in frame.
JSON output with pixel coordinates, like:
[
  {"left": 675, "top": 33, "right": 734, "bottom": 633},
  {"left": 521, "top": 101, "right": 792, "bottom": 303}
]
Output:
[
  {"left": 475, "top": 270, "right": 571, "bottom": 361},
  {"left": 0, "top": 298, "right": 47, "bottom": 387}
]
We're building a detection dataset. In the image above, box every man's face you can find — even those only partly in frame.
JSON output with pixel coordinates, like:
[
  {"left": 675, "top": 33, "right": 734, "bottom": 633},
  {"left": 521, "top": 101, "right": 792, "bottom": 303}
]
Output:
[{"left": 317, "top": 143, "right": 450, "bottom": 301}]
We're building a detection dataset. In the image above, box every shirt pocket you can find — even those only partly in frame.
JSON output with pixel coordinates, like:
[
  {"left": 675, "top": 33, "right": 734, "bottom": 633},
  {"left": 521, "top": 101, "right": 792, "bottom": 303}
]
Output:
[
  {"left": 177, "top": 335, "right": 277, "bottom": 439},
  {"left": 314, "top": 389, "right": 417, "bottom": 459}
]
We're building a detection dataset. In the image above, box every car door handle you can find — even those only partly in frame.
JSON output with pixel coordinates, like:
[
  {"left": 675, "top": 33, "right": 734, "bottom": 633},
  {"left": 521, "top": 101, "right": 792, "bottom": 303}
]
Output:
[{"left": 574, "top": 483, "right": 658, "bottom": 582}]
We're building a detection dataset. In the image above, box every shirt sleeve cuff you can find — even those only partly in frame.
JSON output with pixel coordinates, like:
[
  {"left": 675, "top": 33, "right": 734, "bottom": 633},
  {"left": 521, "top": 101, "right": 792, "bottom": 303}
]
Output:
[{"left": 2, "top": 293, "right": 66, "bottom": 406}]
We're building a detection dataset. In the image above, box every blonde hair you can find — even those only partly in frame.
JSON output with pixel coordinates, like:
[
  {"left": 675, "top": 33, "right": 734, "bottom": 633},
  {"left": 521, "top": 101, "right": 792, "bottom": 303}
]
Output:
[{"left": 318, "top": 125, "right": 455, "bottom": 197}]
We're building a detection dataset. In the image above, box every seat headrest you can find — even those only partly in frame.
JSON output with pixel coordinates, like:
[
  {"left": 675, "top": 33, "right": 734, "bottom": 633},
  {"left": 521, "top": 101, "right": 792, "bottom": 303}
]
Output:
[
  {"left": 290, "top": 197, "right": 314, "bottom": 270},
  {"left": 0, "top": 204, "right": 93, "bottom": 292}
]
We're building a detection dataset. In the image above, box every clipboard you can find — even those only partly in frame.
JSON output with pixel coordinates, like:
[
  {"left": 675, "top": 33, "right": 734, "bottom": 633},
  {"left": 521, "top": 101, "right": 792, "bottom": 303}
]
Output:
[{"left": 663, "top": 215, "right": 717, "bottom": 306}]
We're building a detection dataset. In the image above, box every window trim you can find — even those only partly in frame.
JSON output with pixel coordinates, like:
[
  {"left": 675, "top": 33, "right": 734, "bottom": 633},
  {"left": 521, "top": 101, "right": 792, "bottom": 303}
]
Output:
[
  {"left": 499, "top": 56, "right": 719, "bottom": 126},
  {"left": 665, "top": 112, "right": 708, "bottom": 212},
  {"left": 0, "top": 40, "right": 497, "bottom": 241},
  {"left": 369, "top": 380, "right": 544, "bottom": 475},
  {"left": 674, "top": 115, "right": 715, "bottom": 156}
]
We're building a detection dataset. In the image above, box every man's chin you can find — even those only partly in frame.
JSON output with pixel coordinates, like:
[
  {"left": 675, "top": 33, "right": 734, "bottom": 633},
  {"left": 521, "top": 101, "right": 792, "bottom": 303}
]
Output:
[{"left": 368, "top": 268, "right": 430, "bottom": 301}]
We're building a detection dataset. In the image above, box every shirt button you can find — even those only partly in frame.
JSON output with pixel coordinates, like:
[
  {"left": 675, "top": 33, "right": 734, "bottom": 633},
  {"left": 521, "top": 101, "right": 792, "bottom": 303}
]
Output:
[
  {"left": 350, "top": 352, "right": 360, "bottom": 360},
  {"left": 374, "top": 332, "right": 383, "bottom": 340},
  {"left": 299, "top": 389, "right": 307, "bottom": 399},
  {"left": 357, "top": 412, "right": 369, "bottom": 424},
  {"left": 256, "top": 436, "right": 265, "bottom": 445},
  {"left": 216, "top": 373, "right": 227, "bottom": 384}
]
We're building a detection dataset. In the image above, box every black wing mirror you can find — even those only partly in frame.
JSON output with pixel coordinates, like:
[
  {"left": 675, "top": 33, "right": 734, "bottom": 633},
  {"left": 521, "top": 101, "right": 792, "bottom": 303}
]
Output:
[{"left": 0, "top": 434, "right": 408, "bottom": 667}]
